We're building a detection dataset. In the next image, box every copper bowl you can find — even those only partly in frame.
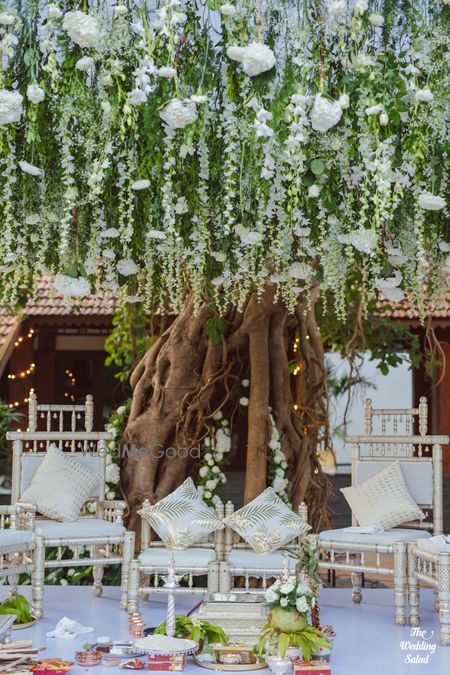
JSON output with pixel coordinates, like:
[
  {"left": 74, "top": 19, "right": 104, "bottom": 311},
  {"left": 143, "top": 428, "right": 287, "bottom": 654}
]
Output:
[{"left": 75, "top": 650, "right": 102, "bottom": 666}]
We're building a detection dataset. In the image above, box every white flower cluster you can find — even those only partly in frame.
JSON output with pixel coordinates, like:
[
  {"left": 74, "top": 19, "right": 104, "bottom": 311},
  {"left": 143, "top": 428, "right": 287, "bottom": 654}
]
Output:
[
  {"left": 197, "top": 411, "right": 230, "bottom": 505},
  {"left": 264, "top": 575, "right": 315, "bottom": 613},
  {"left": 268, "top": 413, "right": 289, "bottom": 503}
]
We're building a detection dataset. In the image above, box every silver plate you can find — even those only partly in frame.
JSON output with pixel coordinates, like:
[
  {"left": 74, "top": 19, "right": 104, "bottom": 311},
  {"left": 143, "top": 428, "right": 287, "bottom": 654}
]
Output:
[{"left": 107, "top": 641, "right": 145, "bottom": 658}]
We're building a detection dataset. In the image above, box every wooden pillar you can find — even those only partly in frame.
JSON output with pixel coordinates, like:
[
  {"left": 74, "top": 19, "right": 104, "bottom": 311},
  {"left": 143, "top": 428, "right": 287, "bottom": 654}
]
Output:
[
  {"left": 8, "top": 322, "right": 35, "bottom": 426},
  {"left": 437, "top": 339, "right": 450, "bottom": 474},
  {"left": 34, "top": 326, "right": 56, "bottom": 403}
]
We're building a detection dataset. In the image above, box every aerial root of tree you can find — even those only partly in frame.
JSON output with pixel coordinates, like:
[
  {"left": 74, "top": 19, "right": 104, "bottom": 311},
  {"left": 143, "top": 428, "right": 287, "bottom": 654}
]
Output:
[{"left": 122, "top": 286, "right": 332, "bottom": 542}]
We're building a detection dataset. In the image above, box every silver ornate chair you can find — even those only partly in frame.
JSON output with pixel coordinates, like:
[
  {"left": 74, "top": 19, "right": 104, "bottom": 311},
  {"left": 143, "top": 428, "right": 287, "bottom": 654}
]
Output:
[
  {"left": 27, "top": 390, "right": 94, "bottom": 434},
  {"left": 0, "top": 503, "right": 36, "bottom": 597},
  {"left": 7, "top": 429, "right": 134, "bottom": 618},
  {"left": 319, "top": 428, "right": 447, "bottom": 626},
  {"left": 409, "top": 541, "right": 450, "bottom": 646},
  {"left": 127, "top": 500, "right": 224, "bottom": 611},
  {"left": 218, "top": 502, "right": 308, "bottom": 594}
]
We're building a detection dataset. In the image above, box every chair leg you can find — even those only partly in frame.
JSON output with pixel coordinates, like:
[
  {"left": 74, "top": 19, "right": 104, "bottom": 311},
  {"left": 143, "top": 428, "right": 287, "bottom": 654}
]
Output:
[
  {"left": 393, "top": 543, "right": 407, "bottom": 626},
  {"left": 120, "top": 532, "right": 135, "bottom": 610},
  {"left": 207, "top": 561, "right": 220, "bottom": 595},
  {"left": 351, "top": 571, "right": 363, "bottom": 603},
  {"left": 92, "top": 544, "right": 104, "bottom": 598},
  {"left": 32, "top": 536, "right": 45, "bottom": 620},
  {"left": 219, "top": 561, "right": 231, "bottom": 594},
  {"left": 407, "top": 548, "right": 420, "bottom": 627},
  {"left": 128, "top": 559, "right": 140, "bottom": 612},
  {"left": 437, "top": 559, "right": 450, "bottom": 646}
]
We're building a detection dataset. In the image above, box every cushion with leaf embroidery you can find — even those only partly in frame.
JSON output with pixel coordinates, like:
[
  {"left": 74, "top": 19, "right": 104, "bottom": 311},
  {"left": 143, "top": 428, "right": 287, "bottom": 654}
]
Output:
[
  {"left": 138, "top": 478, "right": 224, "bottom": 550},
  {"left": 223, "top": 487, "right": 310, "bottom": 554}
]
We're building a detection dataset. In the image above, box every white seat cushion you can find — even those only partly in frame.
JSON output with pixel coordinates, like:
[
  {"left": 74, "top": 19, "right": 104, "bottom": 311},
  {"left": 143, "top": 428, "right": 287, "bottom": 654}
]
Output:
[
  {"left": 319, "top": 527, "right": 431, "bottom": 546},
  {"left": 416, "top": 537, "right": 450, "bottom": 554},
  {"left": 139, "top": 547, "right": 216, "bottom": 570},
  {"left": 0, "top": 529, "right": 34, "bottom": 547},
  {"left": 228, "top": 549, "right": 293, "bottom": 573},
  {"left": 35, "top": 518, "right": 125, "bottom": 540}
]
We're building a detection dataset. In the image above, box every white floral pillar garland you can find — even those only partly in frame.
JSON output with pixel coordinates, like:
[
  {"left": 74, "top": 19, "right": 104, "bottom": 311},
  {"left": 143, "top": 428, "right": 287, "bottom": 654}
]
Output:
[{"left": 197, "top": 411, "right": 231, "bottom": 506}]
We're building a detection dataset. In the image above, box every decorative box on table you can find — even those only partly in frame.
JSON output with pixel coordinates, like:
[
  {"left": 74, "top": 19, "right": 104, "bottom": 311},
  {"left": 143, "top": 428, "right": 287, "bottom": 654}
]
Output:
[
  {"left": 147, "top": 654, "right": 186, "bottom": 671},
  {"left": 293, "top": 660, "right": 331, "bottom": 675},
  {"left": 193, "top": 593, "right": 268, "bottom": 644}
]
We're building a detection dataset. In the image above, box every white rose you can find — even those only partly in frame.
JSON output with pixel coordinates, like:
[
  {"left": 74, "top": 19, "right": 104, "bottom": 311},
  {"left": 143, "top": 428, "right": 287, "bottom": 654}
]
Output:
[
  {"left": 296, "top": 596, "right": 309, "bottom": 613},
  {"left": 272, "top": 476, "right": 287, "bottom": 493},
  {"left": 214, "top": 453, "right": 223, "bottom": 462},
  {"left": 116, "top": 258, "right": 138, "bottom": 276},
  {"left": 308, "top": 184, "right": 321, "bottom": 198},
  {"left": 47, "top": 5, "right": 63, "bottom": 20},
  {"left": 416, "top": 88, "right": 433, "bottom": 102},
  {"left": 159, "top": 99, "right": 198, "bottom": 129},
  {"left": 116, "top": 405, "right": 125, "bottom": 415},
  {"left": 241, "top": 43, "right": 275, "bottom": 77},
  {"left": 19, "top": 160, "right": 42, "bottom": 176},
  {"left": 418, "top": 191, "right": 445, "bottom": 211},
  {"left": 227, "top": 45, "right": 246, "bottom": 63},
  {"left": 379, "top": 112, "right": 389, "bottom": 126},
  {"left": 206, "top": 479, "right": 217, "bottom": 490},
  {"left": 280, "top": 597, "right": 289, "bottom": 607},
  {"left": 365, "top": 103, "right": 384, "bottom": 115},
  {"left": 280, "top": 580, "right": 295, "bottom": 594},
  {"left": 27, "top": 84, "right": 45, "bottom": 104},
  {"left": 220, "top": 4, "right": 236, "bottom": 16},
  {"left": 63, "top": 10, "right": 101, "bottom": 48},
  {"left": 310, "top": 94, "right": 342, "bottom": 132},
  {"left": 199, "top": 466, "right": 208, "bottom": 478},
  {"left": 0, "top": 89, "right": 23, "bottom": 126},
  {"left": 158, "top": 66, "right": 177, "bottom": 79},
  {"left": 204, "top": 490, "right": 212, "bottom": 499},
  {"left": 0, "top": 11, "right": 15, "bottom": 25},
  {"left": 239, "top": 397, "right": 249, "bottom": 406},
  {"left": 54, "top": 274, "right": 91, "bottom": 298},
  {"left": 207, "top": 459, "right": 214, "bottom": 467},
  {"left": 76, "top": 56, "right": 95, "bottom": 71},
  {"left": 369, "top": 13, "right": 384, "bottom": 27},
  {"left": 204, "top": 453, "right": 212, "bottom": 461},
  {"left": 212, "top": 466, "right": 220, "bottom": 474},
  {"left": 131, "top": 179, "right": 150, "bottom": 190},
  {"left": 213, "top": 411, "right": 223, "bottom": 421},
  {"left": 264, "top": 587, "right": 278, "bottom": 603}
]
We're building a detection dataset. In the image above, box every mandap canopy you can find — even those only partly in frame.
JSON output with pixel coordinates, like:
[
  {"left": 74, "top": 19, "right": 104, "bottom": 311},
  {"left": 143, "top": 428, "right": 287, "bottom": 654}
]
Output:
[{"left": 0, "top": 0, "right": 449, "bottom": 528}]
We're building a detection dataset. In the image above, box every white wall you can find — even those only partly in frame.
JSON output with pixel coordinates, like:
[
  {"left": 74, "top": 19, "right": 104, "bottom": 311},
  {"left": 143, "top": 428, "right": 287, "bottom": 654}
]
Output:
[{"left": 326, "top": 352, "right": 413, "bottom": 470}]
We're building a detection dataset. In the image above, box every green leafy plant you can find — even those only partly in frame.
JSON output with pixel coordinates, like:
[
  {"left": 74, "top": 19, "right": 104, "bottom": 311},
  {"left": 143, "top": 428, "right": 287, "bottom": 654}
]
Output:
[
  {"left": 155, "top": 615, "right": 228, "bottom": 645},
  {"left": 0, "top": 593, "right": 33, "bottom": 624},
  {"left": 258, "top": 624, "right": 330, "bottom": 660},
  {"left": 82, "top": 643, "right": 95, "bottom": 652}
]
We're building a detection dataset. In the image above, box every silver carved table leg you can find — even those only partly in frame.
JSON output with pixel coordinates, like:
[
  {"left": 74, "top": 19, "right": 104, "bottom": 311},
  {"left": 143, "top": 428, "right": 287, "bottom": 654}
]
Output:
[
  {"left": 351, "top": 554, "right": 362, "bottom": 604},
  {"left": 407, "top": 546, "right": 420, "bottom": 627},
  {"left": 393, "top": 542, "right": 407, "bottom": 626},
  {"left": 127, "top": 559, "right": 140, "bottom": 612},
  {"left": 31, "top": 535, "right": 45, "bottom": 620}
]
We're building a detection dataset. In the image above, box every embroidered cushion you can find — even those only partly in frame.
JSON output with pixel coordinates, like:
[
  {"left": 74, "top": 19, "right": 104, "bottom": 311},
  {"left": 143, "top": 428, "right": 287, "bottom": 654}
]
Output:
[
  {"left": 138, "top": 478, "right": 224, "bottom": 550},
  {"left": 20, "top": 444, "right": 100, "bottom": 522},
  {"left": 341, "top": 461, "right": 425, "bottom": 530},
  {"left": 223, "top": 487, "right": 310, "bottom": 554}
]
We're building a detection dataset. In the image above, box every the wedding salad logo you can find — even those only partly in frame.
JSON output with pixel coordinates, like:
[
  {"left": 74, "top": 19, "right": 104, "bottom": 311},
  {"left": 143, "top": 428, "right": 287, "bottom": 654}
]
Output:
[{"left": 400, "top": 627, "right": 437, "bottom": 664}]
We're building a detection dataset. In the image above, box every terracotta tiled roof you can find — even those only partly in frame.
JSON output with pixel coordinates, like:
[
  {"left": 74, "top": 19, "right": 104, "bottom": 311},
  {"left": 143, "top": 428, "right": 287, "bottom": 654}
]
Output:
[
  {"left": 0, "top": 277, "right": 117, "bottom": 377},
  {"left": 378, "top": 293, "right": 450, "bottom": 321}
]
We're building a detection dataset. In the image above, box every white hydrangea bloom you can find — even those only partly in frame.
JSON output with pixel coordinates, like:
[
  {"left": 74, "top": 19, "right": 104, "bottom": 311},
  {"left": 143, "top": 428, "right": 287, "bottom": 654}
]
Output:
[
  {"left": 0, "top": 89, "right": 23, "bottom": 126},
  {"left": 54, "top": 274, "right": 91, "bottom": 298},
  {"left": 416, "top": 88, "right": 433, "bottom": 102},
  {"left": 76, "top": 56, "right": 95, "bottom": 71},
  {"left": 220, "top": 4, "right": 236, "bottom": 16},
  {"left": 418, "top": 191, "right": 445, "bottom": 211},
  {"left": 116, "top": 258, "right": 138, "bottom": 275},
  {"left": 241, "top": 43, "right": 275, "bottom": 76},
  {"left": 47, "top": 5, "right": 63, "bottom": 20},
  {"left": 63, "top": 11, "right": 101, "bottom": 48},
  {"left": 159, "top": 99, "right": 198, "bottom": 129},
  {"left": 310, "top": 94, "right": 342, "bottom": 132},
  {"left": 105, "top": 463, "right": 120, "bottom": 484},
  {"left": 27, "top": 84, "right": 45, "bottom": 104}
]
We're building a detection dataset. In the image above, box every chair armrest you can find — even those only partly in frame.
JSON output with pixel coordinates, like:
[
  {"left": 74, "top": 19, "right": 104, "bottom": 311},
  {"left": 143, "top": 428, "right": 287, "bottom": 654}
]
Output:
[
  {"left": 1, "top": 503, "right": 36, "bottom": 530},
  {"left": 96, "top": 499, "right": 126, "bottom": 525}
]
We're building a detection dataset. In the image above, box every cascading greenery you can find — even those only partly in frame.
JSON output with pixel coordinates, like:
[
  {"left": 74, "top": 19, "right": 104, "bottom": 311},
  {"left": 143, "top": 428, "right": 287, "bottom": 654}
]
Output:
[{"left": 0, "top": 0, "right": 448, "bottom": 318}]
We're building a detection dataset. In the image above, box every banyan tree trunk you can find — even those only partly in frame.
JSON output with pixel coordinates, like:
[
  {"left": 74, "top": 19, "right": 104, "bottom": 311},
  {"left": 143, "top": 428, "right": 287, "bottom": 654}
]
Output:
[{"left": 121, "top": 285, "right": 331, "bottom": 542}]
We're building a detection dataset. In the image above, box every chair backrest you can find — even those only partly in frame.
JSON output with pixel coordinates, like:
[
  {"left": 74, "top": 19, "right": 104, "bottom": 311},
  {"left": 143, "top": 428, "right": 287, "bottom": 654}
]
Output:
[
  {"left": 347, "top": 433, "right": 447, "bottom": 534},
  {"left": 364, "top": 397, "right": 428, "bottom": 436},
  {"left": 28, "top": 391, "right": 94, "bottom": 433},
  {"left": 7, "top": 431, "right": 113, "bottom": 506},
  {"left": 222, "top": 500, "right": 309, "bottom": 559}
]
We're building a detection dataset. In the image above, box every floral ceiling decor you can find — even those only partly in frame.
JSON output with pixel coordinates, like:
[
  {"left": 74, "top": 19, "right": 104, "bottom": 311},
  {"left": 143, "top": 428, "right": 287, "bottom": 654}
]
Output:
[{"left": 0, "top": 0, "right": 448, "bottom": 319}]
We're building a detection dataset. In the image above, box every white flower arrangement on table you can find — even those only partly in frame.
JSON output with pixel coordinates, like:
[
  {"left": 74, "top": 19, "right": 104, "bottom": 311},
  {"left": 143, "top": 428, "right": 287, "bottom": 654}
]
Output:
[
  {"left": 264, "top": 575, "right": 316, "bottom": 614},
  {"left": 197, "top": 411, "right": 230, "bottom": 506}
]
